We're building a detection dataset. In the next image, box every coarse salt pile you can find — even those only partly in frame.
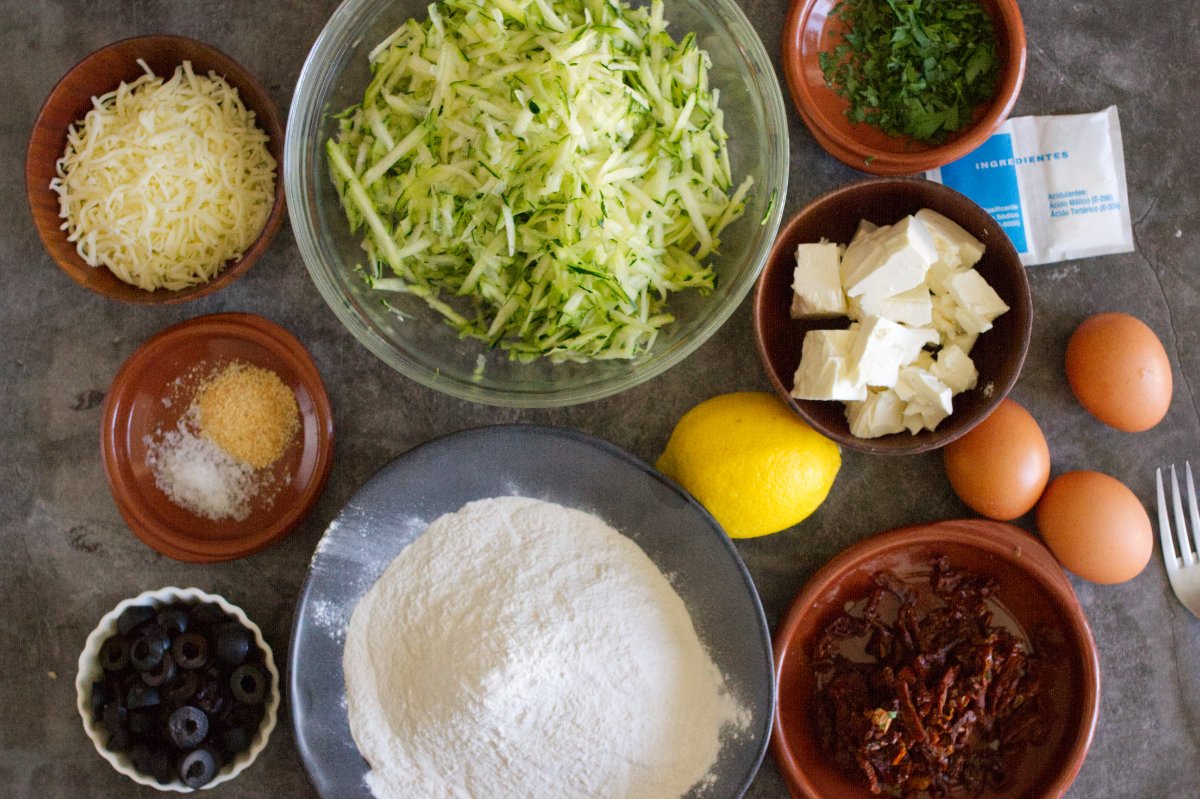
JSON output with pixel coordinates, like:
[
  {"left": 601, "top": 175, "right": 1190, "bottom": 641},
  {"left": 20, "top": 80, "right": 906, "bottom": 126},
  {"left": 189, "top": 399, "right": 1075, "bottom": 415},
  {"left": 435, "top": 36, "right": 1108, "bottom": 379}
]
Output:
[{"left": 146, "top": 414, "right": 258, "bottom": 521}]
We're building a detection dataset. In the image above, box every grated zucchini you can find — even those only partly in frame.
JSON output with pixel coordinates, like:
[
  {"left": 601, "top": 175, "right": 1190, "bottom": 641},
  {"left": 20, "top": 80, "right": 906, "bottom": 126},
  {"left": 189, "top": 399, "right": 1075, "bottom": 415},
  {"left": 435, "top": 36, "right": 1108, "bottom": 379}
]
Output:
[{"left": 327, "top": 0, "right": 750, "bottom": 363}]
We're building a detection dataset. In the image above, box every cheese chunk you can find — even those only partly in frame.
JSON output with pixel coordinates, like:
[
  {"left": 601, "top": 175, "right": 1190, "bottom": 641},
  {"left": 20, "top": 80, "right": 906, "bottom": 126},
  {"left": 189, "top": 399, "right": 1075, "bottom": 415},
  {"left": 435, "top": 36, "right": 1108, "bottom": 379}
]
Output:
[
  {"left": 840, "top": 216, "right": 938, "bottom": 304},
  {"left": 846, "top": 389, "right": 907, "bottom": 438},
  {"left": 851, "top": 219, "right": 881, "bottom": 244},
  {"left": 915, "top": 208, "right": 985, "bottom": 270},
  {"left": 926, "top": 257, "right": 963, "bottom": 296},
  {"left": 791, "top": 329, "right": 866, "bottom": 402},
  {"left": 790, "top": 242, "right": 847, "bottom": 318},
  {"left": 895, "top": 367, "right": 954, "bottom": 433},
  {"left": 931, "top": 344, "right": 978, "bottom": 393},
  {"left": 850, "top": 317, "right": 939, "bottom": 389},
  {"left": 852, "top": 285, "right": 933, "bottom": 327},
  {"left": 947, "top": 269, "right": 1010, "bottom": 335}
]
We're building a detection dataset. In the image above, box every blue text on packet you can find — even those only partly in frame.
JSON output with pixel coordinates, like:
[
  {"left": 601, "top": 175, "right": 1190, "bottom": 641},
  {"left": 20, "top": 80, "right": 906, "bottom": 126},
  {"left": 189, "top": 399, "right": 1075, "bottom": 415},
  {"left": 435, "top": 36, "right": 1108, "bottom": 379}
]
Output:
[{"left": 938, "top": 134, "right": 1028, "bottom": 253}]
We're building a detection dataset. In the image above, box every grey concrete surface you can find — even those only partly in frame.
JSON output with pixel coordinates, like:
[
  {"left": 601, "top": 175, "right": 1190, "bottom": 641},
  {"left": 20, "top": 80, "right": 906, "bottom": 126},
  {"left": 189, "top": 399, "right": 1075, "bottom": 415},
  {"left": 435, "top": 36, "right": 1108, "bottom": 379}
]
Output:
[{"left": 3, "top": 0, "right": 1198, "bottom": 797}]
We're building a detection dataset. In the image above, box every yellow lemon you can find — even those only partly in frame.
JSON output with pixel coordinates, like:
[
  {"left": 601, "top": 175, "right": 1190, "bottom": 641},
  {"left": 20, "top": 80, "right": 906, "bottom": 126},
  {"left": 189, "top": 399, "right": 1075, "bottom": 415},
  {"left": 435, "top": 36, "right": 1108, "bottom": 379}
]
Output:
[{"left": 656, "top": 392, "right": 840, "bottom": 538}]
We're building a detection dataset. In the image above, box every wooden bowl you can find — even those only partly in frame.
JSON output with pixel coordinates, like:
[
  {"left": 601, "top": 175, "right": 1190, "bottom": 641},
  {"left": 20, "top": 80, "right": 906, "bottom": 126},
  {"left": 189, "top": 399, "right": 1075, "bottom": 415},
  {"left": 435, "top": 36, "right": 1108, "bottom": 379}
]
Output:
[
  {"left": 783, "top": 0, "right": 1026, "bottom": 175},
  {"left": 101, "top": 313, "right": 334, "bottom": 562},
  {"left": 753, "top": 178, "right": 1032, "bottom": 455},
  {"left": 772, "top": 520, "right": 1100, "bottom": 799},
  {"left": 26, "top": 35, "right": 285, "bottom": 303}
]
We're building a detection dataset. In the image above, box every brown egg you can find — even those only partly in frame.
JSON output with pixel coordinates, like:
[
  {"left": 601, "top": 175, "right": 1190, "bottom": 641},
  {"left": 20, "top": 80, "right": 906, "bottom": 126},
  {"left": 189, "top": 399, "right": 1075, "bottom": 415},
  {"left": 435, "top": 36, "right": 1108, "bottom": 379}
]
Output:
[
  {"left": 944, "top": 398, "right": 1050, "bottom": 520},
  {"left": 1036, "top": 470, "right": 1153, "bottom": 584},
  {"left": 1065, "top": 312, "right": 1172, "bottom": 432}
]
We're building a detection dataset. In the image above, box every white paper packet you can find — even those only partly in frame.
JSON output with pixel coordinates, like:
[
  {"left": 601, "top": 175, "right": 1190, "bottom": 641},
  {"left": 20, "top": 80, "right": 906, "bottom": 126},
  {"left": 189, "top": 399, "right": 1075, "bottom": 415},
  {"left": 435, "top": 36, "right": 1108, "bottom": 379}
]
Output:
[{"left": 926, "top": 106, "right": 1133, "bottom": 266}]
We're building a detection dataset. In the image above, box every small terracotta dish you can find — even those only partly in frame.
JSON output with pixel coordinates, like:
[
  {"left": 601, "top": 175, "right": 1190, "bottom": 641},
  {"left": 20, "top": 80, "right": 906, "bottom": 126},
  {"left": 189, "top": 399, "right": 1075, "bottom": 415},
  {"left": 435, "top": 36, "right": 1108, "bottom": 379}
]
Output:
[
  {"left": 76, "top": 586, "right": 280, "bottom": 791},
  {"left": 783, "top": 0, "right": 1026, "bottom": 175},
  {"left": 753, "top": 178, "right": 1032, "bottom": 455},
  {"left": 101, "top": 313, "right": 334, "bottom": 562},
  {"left": 26, "top": 35, "right": 285, "bottom": 303},
  {"left": 772, "top": 519, "right": 1100, "bottom": 799}
]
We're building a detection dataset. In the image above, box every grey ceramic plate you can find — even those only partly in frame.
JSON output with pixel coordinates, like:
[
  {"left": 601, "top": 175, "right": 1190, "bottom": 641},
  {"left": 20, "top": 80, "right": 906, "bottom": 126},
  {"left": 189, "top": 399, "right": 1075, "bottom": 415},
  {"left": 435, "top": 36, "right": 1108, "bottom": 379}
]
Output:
[{"left": 288, "top": 424, "right": 774, "bottom": 798}]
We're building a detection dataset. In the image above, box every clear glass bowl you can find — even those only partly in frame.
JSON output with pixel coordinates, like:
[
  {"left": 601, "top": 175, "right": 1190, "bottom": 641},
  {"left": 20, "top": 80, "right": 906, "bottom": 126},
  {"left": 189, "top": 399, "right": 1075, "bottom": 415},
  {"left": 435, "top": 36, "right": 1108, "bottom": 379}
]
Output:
[{"left": 286, "top": 0, "right": 788, "bottom": 407}]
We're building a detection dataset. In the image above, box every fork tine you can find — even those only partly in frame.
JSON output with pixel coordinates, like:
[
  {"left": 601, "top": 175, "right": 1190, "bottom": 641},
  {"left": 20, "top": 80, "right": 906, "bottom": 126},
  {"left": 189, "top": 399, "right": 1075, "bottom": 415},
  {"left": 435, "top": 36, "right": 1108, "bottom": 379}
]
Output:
[
  {"left": 1171, "top": 466, "right": 1193, "bottom": 567},
  {"left": 1158, "top": 467, "right": 1178, "bottom": 572},
  {"left": 1186, "top": 462, "right": 1200, "bottom": 564}
]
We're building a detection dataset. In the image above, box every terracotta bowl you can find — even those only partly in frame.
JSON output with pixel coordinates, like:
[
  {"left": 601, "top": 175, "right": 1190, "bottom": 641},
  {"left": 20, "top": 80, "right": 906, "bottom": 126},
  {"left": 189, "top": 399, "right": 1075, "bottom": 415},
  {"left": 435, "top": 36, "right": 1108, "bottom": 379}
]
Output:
[
  {"left": 753, "top": 178, "right": 1032, "bottom": 455},
  {"left": 26, "top": 35, "right": 285, "bottom": 303},
  {"left": 76, "top": 586, "right": 280, "bottom": 791},
  {"left": 101, "top": 313, "right": 334, "bottom": 562},
  {"left": 783, "top": 0, "right": 1027, "bottom": 175},
  {"left": 773, "top": 519, "right": 1100, "bottom": 799}
]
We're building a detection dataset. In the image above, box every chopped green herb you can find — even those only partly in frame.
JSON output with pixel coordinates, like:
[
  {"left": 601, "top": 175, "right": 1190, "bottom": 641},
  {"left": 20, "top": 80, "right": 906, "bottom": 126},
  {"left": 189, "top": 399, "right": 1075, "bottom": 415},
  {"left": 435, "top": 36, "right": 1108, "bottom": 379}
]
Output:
[{"left": 820, "top": 0, "right": 999, "bottom": 143}]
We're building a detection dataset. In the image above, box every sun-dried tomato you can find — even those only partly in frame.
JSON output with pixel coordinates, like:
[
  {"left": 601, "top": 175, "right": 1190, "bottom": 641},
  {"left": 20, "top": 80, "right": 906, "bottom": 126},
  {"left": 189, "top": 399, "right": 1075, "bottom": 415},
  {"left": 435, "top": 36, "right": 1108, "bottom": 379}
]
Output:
[{"left": 812, "top": 557, "right": 1046, "bottom": 797}]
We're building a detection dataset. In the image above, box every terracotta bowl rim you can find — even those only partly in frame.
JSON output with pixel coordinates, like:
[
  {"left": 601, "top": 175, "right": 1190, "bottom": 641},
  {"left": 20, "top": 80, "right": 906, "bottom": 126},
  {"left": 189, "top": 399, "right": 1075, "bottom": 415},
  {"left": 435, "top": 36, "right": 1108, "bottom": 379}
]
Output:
[
  {"left": 100, "top": 312, "right": 334, "bottom": 562},
  {"left": 771, "top": 519, "right": 1101, "bottom": 799},
  {"left": 26, "top": 33, "right": 286, "bottom": 304},
  {"left": 782, "top": 0, "right": 1028, "bottom": 174}
]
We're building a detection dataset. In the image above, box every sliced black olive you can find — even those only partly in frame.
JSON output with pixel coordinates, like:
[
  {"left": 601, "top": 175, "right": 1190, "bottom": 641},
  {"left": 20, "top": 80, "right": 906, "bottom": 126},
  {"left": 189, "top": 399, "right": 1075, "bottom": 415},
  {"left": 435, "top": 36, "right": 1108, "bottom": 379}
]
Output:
[
  {"left": 116, "top": 605, "right": 155, "bottom": 636},
  {"left": 127, "top": 710, "right": 153, "bottom": 737},
  {"left": 90, "top": 681, "right": 108, "bottom": 722},
  {"left": 125, "top": 682, "right": 160, "bottom": 710},
  {"left": 194, "top": 677, "right": 228, "bottom": 716},
  {"left": 156, "top": 606, "right": 189, "bottom": 637},
  {"left": 179, "top": 746, "right": 219, "bottom": 789},
  {"left": 168, "top": 705, "right": 210, "bottom": 749},
  {"left": 164, "top": 669, "right": 200, "bottom": 704},
  {"left": 128, "top": 743, "right": 152, "bottom": 775},
  {"left": 130, "top": 637, "right": 166, "bottom": 673},
  {"left": 101, "top": 703, "right": 129, "bottom": 752},
  {"left": 216, "top": 624, "right": 251, "bottom": 666},
  {"left": 214, "top": 726, "right": 250, "bottom": 764},
  {"left": 99, "top": 634, "right": 130, "bottom": 672},
  {"left": 189, "top": 603, "right": 228, "bottom": 628},
  {"left": 101, "top": 702, "right": 125, "bottom": 735},
  {"left": 173, "top": 633, "right": 208, "bottom": 669},
  {"left": 229, "top": 664, "right": 268, "bottom": 705},
  {"left": 149, "top": 746, "right": 175, "bottom": 784},
  {"left": 142, "top": 651, "right": 176, "bottom": 687}
]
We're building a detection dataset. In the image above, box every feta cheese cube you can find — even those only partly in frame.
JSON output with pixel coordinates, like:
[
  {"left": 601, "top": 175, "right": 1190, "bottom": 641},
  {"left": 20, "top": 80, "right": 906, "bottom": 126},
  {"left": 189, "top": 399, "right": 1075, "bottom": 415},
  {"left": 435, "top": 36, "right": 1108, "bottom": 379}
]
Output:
[
  {"left": 845, "top": 389, "right": 907, "bottom": 438},
  {"left": 790, "top": 242, "right": 847, "bottom": 318},
  {"left": 947, "top": 269, "right": 1009, "bottom": 335},
  {"left": 850, "top": 317, "right": 939, "bottom": 388},
  {"left": 931, "top": 345, "right": 978, "bottom": 393},
  {"left": 895, "top": 367, "right": 954, "bottom": 433},
  {"left": 851, "top": 219, "right": 881, "bottom": 244},
  {"left": 915, "top": 208, "right": 985, "bottom": 270},
  {"left": 950, "top": 330, "right": 979, "bottom": 354},
  {"left": 840, "top": 216, "right": 938, "bottom": 305},
  {"left": 912, "top": 350, "right": 936, "bottom": 371},
  {"left": 926, "top": 257, "right": 963, "bottom": 296},
  {"left": 791, "top": 329, "right": 866, "bottom": 402},
  {"left": 854, "top": 285, "right": 933, "bottom": 327}
]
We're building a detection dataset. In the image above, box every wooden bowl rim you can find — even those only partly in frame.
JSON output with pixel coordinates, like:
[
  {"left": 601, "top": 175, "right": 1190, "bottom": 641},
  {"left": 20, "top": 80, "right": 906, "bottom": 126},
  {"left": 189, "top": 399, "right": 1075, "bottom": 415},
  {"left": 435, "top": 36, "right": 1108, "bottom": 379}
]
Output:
[{"left": 25, "top": 34, "right": 286, "bottom": 304}]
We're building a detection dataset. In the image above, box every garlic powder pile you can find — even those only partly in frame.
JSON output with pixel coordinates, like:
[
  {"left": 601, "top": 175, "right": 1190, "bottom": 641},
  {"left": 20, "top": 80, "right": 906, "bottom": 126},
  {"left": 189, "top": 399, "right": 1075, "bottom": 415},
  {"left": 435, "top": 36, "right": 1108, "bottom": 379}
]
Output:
[{"left": 50, "top": 60, "right": 276, "bottom": 291}]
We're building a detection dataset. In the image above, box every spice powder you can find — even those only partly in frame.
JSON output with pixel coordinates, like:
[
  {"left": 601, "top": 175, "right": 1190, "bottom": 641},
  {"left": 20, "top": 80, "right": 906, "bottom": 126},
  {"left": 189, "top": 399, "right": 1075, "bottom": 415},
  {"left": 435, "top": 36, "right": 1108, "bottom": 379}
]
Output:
[{"left": 196, "top": 363, "right": 300, "bottom": 469}]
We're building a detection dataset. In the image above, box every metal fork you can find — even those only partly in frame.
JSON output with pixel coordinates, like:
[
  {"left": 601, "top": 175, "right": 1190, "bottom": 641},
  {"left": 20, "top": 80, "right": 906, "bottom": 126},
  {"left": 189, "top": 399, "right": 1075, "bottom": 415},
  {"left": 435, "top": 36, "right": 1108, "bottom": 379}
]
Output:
[{"left": 1156, "top": 463, "right": 1200, "bottom": 617}]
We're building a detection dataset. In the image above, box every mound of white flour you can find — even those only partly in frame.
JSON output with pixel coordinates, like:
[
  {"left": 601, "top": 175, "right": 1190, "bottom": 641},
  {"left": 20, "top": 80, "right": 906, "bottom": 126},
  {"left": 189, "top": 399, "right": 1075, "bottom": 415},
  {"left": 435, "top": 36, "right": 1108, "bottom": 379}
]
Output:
[{"left": 343, "top": 496, "right": 746, "bottom": 799}]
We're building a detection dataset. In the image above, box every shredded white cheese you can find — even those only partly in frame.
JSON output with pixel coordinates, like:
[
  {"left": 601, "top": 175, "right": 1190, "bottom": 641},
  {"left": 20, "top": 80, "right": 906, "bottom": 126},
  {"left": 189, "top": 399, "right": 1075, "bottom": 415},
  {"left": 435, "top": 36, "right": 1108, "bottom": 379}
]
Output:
[{"left": 50, "top": 60, "right": 277, "bottom": 291}]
